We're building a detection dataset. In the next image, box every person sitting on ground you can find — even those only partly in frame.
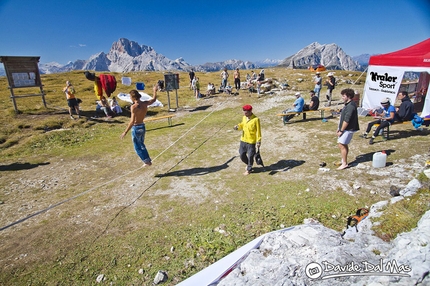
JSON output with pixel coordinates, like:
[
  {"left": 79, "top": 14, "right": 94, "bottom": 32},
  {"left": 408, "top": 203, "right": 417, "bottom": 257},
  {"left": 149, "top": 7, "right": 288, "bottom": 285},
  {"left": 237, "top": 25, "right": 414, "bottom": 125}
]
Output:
[
  {"left": 96, "top": 97, "right": 113, "bottom": 118},
  {"left": 256, "top": 72, "right": 265, "bottom": 95},
  {"left": 251, "top": 70, "right": 257, "bottom": 82},
  {"left": 247, "top": 80, "right": 255, "bottom": 95},
  {"left": 224, "top": 83, "right": 232, "bottom": 95},
  {"left": 394, "top": 91, "right": 415, "bottom": 122},
  {"left": 206, "top": 82, "right": 215, "bottom": 96},
  {"left": 110, "top": 96, "right": 122, "bottom": 115},
  {"left": 282, "top": 92, "right": 305, "bottom": 124},
  {"left": 360, "top": 97, "right": 395, "bottom": 144},
  {"left": 308, "top": 90, "right": 320, "bottom": 111}
]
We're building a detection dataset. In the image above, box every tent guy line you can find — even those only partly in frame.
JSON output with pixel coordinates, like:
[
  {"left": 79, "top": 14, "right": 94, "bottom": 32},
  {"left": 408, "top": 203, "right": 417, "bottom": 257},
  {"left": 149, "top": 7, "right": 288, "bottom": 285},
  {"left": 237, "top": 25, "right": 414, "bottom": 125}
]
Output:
[
  {"left": 0, "top": 98, "right": 231, "bottom": 232},
  {"left": 91, "top": 103, "right": 234, "bottom": 243}
]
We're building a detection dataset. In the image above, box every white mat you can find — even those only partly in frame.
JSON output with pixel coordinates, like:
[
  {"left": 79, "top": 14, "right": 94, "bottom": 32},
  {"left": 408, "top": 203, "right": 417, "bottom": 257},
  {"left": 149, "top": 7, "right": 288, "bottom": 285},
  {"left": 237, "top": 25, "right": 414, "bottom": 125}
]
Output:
[{"left": 117, "top": 92, "right": 163, "bottom": 107}]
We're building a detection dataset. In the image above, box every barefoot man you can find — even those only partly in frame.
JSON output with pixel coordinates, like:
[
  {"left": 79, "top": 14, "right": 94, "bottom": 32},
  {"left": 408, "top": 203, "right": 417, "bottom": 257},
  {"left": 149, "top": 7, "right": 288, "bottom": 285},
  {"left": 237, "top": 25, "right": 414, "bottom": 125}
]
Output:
[
  {"left": 234, "top": 105, "right": 262, "bottom": 175},
  {"left": 336, "top": 88, "right": 359, "bottom": 170},
  {"left": 120, "top": 85, "right": 158, "bottom": 166}
]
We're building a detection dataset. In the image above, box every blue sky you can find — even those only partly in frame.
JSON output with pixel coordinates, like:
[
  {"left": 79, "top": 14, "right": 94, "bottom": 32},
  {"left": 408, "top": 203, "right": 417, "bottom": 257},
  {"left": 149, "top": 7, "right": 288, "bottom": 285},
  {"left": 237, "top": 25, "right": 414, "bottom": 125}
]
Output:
[{"left": 0, "top": 0, "right": 429, "bottom": 66}]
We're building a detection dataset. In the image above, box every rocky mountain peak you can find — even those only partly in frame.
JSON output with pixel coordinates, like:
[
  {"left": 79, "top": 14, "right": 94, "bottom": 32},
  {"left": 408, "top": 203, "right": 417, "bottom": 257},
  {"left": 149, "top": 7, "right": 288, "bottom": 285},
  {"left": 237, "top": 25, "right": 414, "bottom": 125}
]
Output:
[
  {"left": 29, "top": 38, "right": 366, "bottom": 75},
  {"left": 279, "top": 42, "right": 363, "bottom": 71},
  {"left": 110, "top": 38, "right": 153, "bottom": 57}
]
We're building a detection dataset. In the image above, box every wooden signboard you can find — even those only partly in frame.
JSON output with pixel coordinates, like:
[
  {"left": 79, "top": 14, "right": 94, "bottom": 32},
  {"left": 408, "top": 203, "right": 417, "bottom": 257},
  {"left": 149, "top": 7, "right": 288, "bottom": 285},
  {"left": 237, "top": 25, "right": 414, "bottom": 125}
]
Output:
[
  {"left": 164, "top": 73, "right": 180, "bottom": 110},
  {"left": 0, "top": 56, "right": 46, "bottom": 112}
]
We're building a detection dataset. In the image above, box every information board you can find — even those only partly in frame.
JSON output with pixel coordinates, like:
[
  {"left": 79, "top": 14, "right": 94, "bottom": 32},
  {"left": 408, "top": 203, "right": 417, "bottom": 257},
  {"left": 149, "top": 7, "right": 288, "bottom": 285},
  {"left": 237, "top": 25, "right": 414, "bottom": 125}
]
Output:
[
  {"left": 0, "top": 56, "right": 46, "bottom": 111},
  {"left": 164, "top": 73, "right": 180, "bottom": 91}
]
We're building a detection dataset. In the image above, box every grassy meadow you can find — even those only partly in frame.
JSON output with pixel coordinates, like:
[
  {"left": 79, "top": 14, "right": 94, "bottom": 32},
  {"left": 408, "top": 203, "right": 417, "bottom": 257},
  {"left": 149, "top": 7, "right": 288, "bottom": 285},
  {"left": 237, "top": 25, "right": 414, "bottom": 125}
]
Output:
[{"left": 0, "top": 67, "right": 429, "bottom": 285}]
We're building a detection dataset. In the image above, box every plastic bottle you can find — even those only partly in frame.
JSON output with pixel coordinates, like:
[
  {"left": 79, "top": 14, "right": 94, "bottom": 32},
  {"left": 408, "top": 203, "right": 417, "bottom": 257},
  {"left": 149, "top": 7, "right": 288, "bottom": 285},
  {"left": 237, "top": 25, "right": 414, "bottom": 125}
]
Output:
[{"left": 372, "top": 151, "right": 387, "bottom": 168}]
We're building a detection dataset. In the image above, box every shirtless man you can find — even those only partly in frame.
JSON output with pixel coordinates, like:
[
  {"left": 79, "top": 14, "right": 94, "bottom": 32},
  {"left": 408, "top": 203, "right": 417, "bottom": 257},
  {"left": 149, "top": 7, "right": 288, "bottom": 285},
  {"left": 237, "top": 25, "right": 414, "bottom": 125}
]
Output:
[
  {"left": 120, "top": 85, "right": 158, "bottom": 166},
  {"left": 233, "top": 68, "right": 241, "bottom": 94}
]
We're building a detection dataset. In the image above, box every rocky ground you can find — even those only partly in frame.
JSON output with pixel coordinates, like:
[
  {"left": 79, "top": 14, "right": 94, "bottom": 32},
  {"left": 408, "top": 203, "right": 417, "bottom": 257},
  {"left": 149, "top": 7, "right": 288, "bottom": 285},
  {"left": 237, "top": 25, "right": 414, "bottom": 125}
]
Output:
[{"left": 216, "top": 178, "right": 430, "bottom": 286}]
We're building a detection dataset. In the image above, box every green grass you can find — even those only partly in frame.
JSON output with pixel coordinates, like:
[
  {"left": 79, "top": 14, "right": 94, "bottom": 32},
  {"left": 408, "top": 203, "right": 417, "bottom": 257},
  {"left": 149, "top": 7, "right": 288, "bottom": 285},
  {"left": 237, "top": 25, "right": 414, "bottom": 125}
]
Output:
[{"left": 372, "top": 176, "right": 430, "bottom": 242}]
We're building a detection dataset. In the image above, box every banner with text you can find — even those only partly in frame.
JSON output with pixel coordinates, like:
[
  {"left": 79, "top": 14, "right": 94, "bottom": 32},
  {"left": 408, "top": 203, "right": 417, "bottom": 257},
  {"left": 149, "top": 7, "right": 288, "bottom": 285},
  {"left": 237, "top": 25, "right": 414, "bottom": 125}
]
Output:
[{"left": 362, "top": 66, "right": 404, "bottom": 110}]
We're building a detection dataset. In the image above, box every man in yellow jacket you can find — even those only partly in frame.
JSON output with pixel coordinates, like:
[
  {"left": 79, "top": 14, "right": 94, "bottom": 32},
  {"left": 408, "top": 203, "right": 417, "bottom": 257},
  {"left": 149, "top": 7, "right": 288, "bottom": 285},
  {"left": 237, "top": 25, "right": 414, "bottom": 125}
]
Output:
[
  {"left": 85, "top": 71, "right": 111, "bottom": 117},
  {"left": 234, "top": 105, "right": 262, "bottom": 175}
]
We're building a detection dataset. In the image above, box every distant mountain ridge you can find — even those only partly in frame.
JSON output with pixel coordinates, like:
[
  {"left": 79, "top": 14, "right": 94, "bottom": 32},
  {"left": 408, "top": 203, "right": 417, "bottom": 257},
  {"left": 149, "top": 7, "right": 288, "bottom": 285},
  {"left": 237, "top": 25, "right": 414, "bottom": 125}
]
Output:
[{"left": 1, "top": 39, "right": 370, "bottom": 76}]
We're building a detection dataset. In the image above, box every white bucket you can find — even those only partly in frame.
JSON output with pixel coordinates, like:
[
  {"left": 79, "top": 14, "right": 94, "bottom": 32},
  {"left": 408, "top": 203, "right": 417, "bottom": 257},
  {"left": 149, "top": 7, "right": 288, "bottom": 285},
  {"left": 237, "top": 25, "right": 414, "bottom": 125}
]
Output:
[{"left": 372, "top": 152, "right": 387, "bottom": 168}]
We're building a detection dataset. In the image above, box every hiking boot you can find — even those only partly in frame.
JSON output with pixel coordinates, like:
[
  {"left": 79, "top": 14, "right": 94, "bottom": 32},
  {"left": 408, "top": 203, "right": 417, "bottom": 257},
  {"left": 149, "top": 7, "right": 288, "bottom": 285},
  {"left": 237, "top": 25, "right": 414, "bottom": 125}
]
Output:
[
  {"left": 369, "top": 138, "right": 374, "bottom": 145},
  {"left": 359, "top": 134, "right": 368, "bottom": 139}
]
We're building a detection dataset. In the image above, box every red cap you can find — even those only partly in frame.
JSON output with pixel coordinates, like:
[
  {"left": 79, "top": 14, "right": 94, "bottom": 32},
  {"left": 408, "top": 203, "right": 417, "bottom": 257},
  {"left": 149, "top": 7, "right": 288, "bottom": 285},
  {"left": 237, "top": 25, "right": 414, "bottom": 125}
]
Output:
[{"left": 242, "top": 105, "right": 252, "bottom": 111}]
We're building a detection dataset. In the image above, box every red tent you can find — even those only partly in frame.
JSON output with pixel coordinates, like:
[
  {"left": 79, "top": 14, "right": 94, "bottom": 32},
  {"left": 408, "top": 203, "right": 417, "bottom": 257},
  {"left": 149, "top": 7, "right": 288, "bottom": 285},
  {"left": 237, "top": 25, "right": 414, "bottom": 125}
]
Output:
[
  {"left": 369, "top": 38, "right": 430, "bottom": 67},
  {"left": 363, "top": 38, "right": 430, "bottom": 116}
]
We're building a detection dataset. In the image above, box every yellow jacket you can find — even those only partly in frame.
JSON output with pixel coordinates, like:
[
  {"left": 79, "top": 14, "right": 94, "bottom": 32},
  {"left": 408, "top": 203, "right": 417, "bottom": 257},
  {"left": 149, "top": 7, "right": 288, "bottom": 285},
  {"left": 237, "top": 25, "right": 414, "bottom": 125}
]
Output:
[
  {"left": 237, "top": 114, "right": 261, "bottom": 144},
  {"left": 94, "top": 78, "right": 103, "bottom": 99}
]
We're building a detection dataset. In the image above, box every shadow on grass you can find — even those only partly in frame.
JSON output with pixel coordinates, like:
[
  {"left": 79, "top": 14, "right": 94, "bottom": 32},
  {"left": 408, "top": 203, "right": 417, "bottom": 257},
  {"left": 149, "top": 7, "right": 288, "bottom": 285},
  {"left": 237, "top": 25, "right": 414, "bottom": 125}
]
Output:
[
  {"left": 0, "top": 162, "right": 50, "bottom": 171},
  {"left": 266, "top": 159, "right": 306, "bottom": 175},
  {"left": 155, "top": 156, "right": 236, "bottom": 177},
  {"left": 285, "top": 116, "right": 334, "bottom": 124},
  {"left": 147, "top": 123, "right": 185, "bottom": 131},
  {"left": 349, "top": 149, "right": 396, "bottom": 168},
  {"left": 186, "top": 105, "right": 212, "bottom": 112},
  {"left": 376, "top": 129, "right": 429, "bottom": 142},
  {"left": 86, "top": 117, "right": 124, "bottom": 124}
]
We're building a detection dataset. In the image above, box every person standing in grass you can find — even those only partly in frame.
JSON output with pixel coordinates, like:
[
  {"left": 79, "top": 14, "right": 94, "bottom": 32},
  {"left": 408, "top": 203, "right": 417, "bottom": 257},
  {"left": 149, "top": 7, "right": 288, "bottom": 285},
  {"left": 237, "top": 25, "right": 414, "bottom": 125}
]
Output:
[
  {"left": 234, "top": 68, "right": 241, "bottom": 94},
  {"left": 336, "top": 88, "right": 359, "bottom": 170},
  {"left": 325, "top": 72, "right": 336, "bottom": 106},
  {"left": 63, "top": 81, "right": 80, "bottom": 120},
  {"left": 234, "top": 105, "right": 262, "bottom": 175},
  {"left": 188, "top": 69, "right": 195, "bottom": 90},
  {"left": 221, "top": 68, "right": 229, "bottom": 89},
  {"left": 120, "top": 85, "right": 158, "bottom": 167},
  {"left": 313, "top": 72, "right": 322, "bottom": 98},
  {"left": 195, "top": 77, "right": 201, "bottom": 99}
]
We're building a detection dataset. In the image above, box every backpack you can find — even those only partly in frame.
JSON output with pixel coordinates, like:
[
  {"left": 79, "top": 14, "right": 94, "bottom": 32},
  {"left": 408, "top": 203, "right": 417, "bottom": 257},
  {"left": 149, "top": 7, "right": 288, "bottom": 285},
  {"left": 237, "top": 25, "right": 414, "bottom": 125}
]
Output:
[
  {"left": 411, "top": 113, "right": 423, "bottom": 129},
  {"left": 254, "top": 147, "right": 264, "bottom": 167},
  {"left": 99, "top": 74, "right": 117, "bottom": 97},
  {"left": 341, "top": 208, "right": 369, "bottom": 237},
  {"left": 157, "top": 80, "right": 165, "bottom": 90},
  {"left": 259, "top": 73, "right": 265, "bottom": 81}
]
